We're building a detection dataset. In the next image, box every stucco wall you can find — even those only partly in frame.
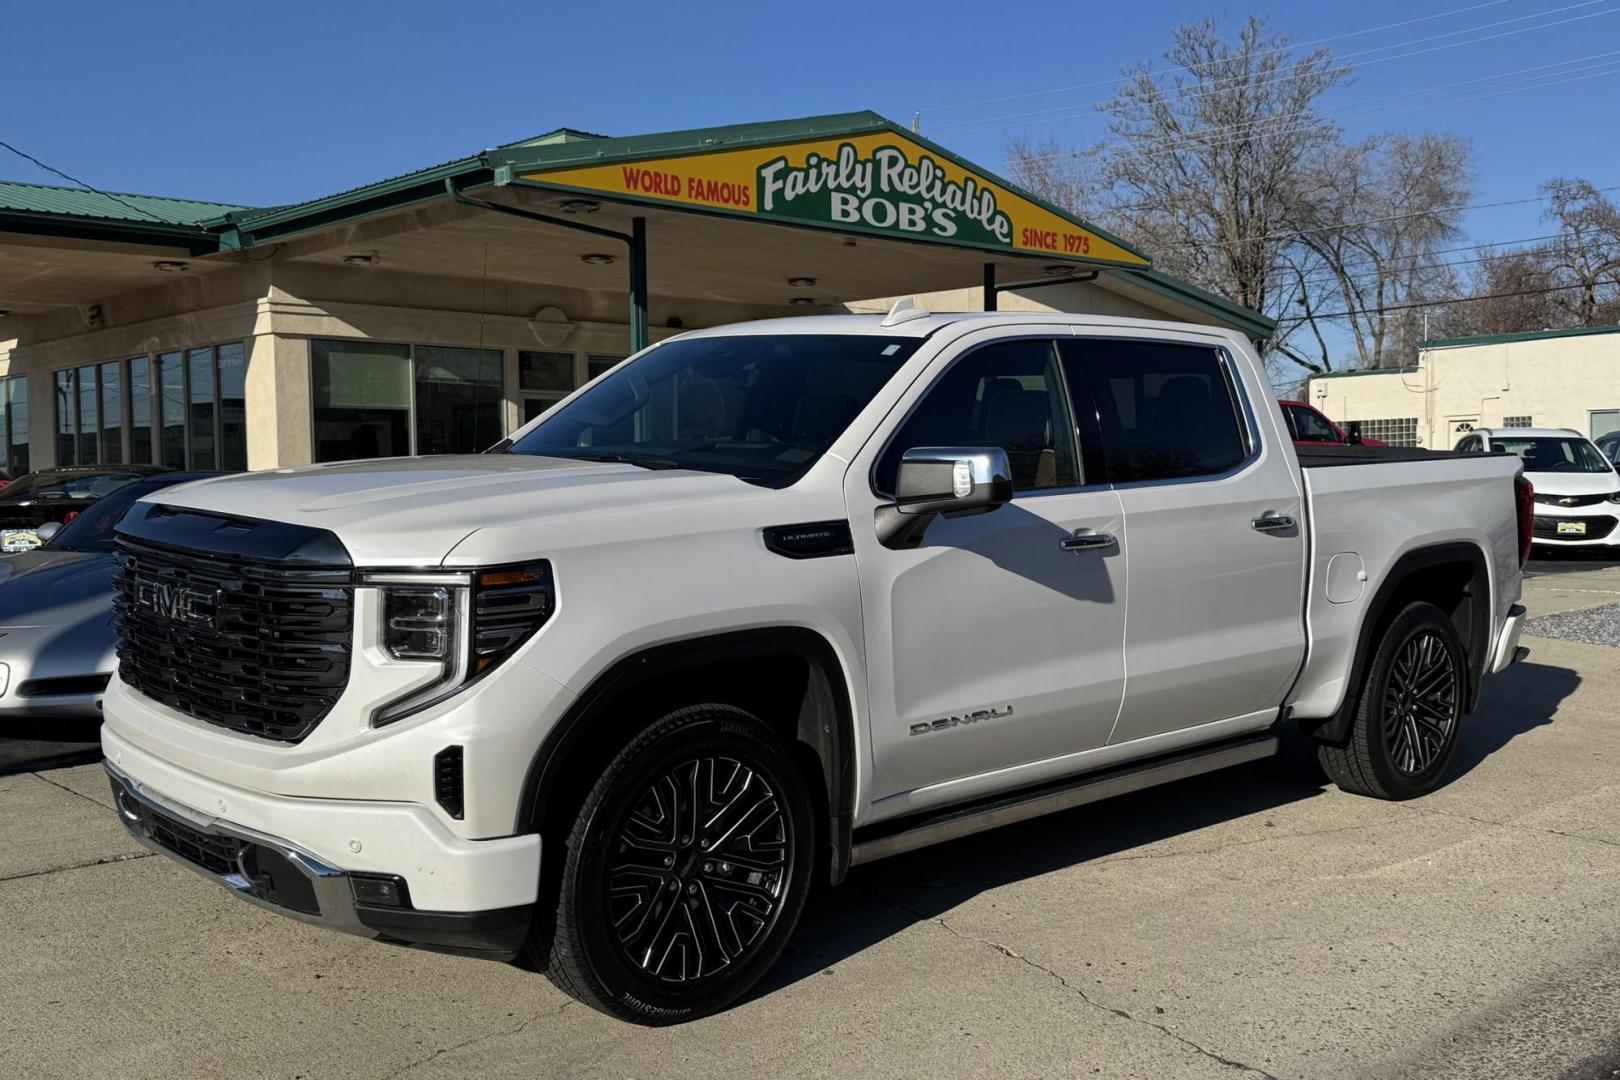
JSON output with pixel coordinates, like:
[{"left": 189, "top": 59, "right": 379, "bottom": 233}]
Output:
[{"left": 1306, "top": 331, "right": 1620, "bottom": 448}]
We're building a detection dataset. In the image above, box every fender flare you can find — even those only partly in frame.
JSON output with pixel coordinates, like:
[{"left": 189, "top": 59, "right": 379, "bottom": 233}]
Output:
[
  {"left": 516, "top": 627, "right": 858, "bottom": 884},
  {"left": 1309, "top": 541, "right": 1492, "bottom": 745}
]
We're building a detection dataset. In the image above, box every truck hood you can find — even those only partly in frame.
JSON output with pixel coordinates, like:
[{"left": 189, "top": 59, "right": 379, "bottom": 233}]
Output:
[
  {"left": 1523, "top": 469, "right": 1620, "bottom": 497},
  {"left": 146, "top": 455, "right": 767, "bottom": 565}
]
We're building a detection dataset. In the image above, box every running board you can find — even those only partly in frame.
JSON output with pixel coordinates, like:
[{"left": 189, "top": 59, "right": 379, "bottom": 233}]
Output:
[{"left": 849, "top": 733, "right": 1279, "bottom": 866}]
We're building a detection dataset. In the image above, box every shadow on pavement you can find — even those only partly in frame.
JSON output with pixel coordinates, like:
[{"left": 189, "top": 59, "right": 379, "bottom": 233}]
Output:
[
  {"left": 0, "top": 716, "right": 103, "bottom": 775},
  {"left": 762, "top": 658, "right": 1579, "bottom": 999}
]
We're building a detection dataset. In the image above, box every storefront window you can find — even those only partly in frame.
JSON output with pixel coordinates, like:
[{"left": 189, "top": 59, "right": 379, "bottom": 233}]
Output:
[
  {"left": 100, "top": 361, "right": 124, "bottom": 464},
  {"left": 0, "top": 377, "right": 28, "bottom": 478},
  {"left": 187, "top": 347, "right": 217, "bottom": 469},
  {"left": 519, "top": 351, "right": 575, "bottom": 424},
  {"left": 76, "top": 363, "right": 99, "bottom": 465},
  {"left": 130, "top": 357, "right": 153, "bottom": 464},
  {"left": 218, "top": 343, "right": 247, "bottom": 472},
  {"left": 414, "top": 346, "right": 502, "bottom": 455},
  {"left": 312, "top": 341, "right": 412, "bottom": 462},
  {"left": 55, "top": 369, "right": 76, "bottom": 466},
  {"left": 159, "top": 352, "right": 186, "bottom": 469},
  {"left": 313, "top": 340, "right": 507, "bottom": 462}
]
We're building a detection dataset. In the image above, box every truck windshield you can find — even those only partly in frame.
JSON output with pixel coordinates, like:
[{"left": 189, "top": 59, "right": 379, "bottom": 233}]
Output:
[
  {"left": 1494, "top": 437, "right": 1615, "bottom": 474},
  {"left": 506, "top": 333, "right": 922, "bottom": 486}
]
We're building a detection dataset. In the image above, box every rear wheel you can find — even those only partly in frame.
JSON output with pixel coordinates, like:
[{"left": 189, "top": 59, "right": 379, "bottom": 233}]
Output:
[
  {"left": 1319, "top": 601, "right": 1465, "bottom": 800},
  {"left": 532, "top": 704, "right": 814, "bottom": 1024}
]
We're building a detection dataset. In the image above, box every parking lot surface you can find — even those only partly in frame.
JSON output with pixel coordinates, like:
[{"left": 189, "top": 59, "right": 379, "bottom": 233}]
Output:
[{"left": 4, "top": 557, "right": 1620, "bottom": 1080}]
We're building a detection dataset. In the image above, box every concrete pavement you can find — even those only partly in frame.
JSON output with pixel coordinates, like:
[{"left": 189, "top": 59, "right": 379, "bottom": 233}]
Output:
[{"left": 3, "top": 561, "right": 1618, "bottom": 1079}]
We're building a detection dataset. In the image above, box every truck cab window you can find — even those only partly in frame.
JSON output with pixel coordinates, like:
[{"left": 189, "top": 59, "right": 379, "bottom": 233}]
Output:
[
  {"left": 1062, "top": 340, "right": 1248, "bottom": 483},
  {"left": 875, "top": 339, "right": 1079, "bottom": 494}
]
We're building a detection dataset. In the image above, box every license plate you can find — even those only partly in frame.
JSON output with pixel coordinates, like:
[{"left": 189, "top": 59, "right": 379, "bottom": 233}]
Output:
[
  {"left": 1557, "top": 520, "right": 1588, "bottom": 535},
  {"left": 0, "top": 529, "right": 40, "bottom": 552}
]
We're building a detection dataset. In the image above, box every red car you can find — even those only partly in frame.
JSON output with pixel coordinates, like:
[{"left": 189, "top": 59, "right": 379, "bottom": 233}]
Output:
[{"left": 1279, "top": 399, "right": 1385, "bottom": 447}]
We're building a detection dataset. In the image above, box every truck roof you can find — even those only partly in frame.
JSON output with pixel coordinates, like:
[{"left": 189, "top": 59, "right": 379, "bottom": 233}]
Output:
[{"left": 676, "top": 310, "right": 1247, "bottom": 342}]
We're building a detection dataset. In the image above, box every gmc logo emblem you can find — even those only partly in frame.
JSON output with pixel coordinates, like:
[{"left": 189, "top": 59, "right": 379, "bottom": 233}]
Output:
[{"left": 134, "top": 581, "right": 221, "bottom": 629}]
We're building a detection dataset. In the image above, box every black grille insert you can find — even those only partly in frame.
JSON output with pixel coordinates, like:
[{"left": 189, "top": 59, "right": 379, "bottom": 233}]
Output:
[
  {"left": 143, "top": 804, "right": 247, "bottom": 877},
  {"left": 115, "top": 539, "right": 356, "bottom": 742},
  {"left": 1532, "top": 514, "right": 1618, "bottom": 540},
  {"left": 435, "top": 746, "right": 465, "bottom": 820}
]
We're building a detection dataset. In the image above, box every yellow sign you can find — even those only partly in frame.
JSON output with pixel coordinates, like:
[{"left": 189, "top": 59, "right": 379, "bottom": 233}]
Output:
[{"left": 517, "top": 131, "right": 1148, "bottom": 267}]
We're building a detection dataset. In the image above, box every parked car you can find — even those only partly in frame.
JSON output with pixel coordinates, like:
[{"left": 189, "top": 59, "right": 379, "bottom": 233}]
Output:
[
  {"left": 1598, "top": 431, "right": 1620, "bottom": 467},
  {"left": 0, "top": 465, "right": 169, "bottom": 553},
  {"left": 0, "top": 472, "right": 216, "bottom": 718},
  {"left": 104, "top": 310, "right": 1528, "bottom": 1024},
  {"left": 1279, "top": 399, "right": 1386, "bottom": 447},
  {"left": 1457, "top": 428, "right": 1620, "bottom": 550}
]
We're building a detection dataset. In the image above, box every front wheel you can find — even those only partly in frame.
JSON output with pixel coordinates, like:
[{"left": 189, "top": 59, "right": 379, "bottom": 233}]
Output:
[
  {"left": 1319, "top": 601, "right": 1466, "bottom": 800},
  {"left": 533, "top": 704, "right": 815, "bottom": 1024}
]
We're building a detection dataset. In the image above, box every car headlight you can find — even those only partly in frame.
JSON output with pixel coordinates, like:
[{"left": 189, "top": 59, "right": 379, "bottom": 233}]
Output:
[
  {"left": 369, "top": 562, "right": 554, "bottom": 726},
  {"left": 1608, "top": 492, "right": 1620, "bottom": 504}
]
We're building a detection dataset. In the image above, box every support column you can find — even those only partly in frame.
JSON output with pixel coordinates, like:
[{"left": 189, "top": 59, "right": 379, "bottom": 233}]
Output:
[
  {"left": 244, "top": 332, "right": 312, "bottom": 470},
  {"left": 629, "top": 217, "right": 649, "bottom": 354},
  {"left": 983, "top": 263, "right": 997, "bottom": 312}
]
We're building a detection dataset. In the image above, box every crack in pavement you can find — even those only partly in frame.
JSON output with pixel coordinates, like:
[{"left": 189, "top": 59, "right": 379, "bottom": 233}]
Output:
[
  {"left": 1406, "top": 802, "right": 1620, "bottom": 854},
  {"left": 31, "top": 769, "right": 114, "bottom": 811},
  {"left": 1083, "top": 814, "right": 1407, "bottom": 868},
  {"left": 378, "top": 1000, "right": 571, "bottom": 1079},
  {"left": 890, "top": 897, "right": 1281, "bottom": 1079},
  {"left": 0, "top": 850, "right": 154, "bottom": 884}
]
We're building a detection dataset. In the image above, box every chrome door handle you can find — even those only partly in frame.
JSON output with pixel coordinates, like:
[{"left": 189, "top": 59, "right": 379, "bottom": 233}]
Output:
[
  {"left": 1059, "top": 532, "right": 1117, "bottom": 552},
  {"left": 1251, "top": 513, "right": 1295, "bottom": 532}
]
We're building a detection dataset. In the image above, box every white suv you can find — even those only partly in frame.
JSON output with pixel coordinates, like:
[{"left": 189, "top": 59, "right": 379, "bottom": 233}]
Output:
[{"left": 1457, "top": 428, "right": 1620, "bottom": 549}]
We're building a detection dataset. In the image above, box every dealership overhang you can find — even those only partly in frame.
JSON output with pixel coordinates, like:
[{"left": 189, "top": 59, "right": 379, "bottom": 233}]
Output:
[{"left": 0, "top": 111, "right": 1273, "bottom": 475}]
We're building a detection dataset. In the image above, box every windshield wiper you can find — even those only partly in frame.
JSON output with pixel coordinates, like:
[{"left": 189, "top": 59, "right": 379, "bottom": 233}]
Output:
[{"left": 577, "top": 452, "right": 683, "bottom": 470}]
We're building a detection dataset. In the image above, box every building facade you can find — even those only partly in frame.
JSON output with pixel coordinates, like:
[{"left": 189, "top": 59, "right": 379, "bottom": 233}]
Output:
[
  {"left": 1305, "top": 324, "right": 1620, "bottom": 449},
  {"left": 0, "top": 112, "right": 1272, "bottom": 477}
]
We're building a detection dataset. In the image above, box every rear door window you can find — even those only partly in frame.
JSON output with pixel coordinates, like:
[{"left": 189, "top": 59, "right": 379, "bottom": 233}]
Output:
[{"left": 1059, "top": 340, "right": 1249, "bottom": 483}]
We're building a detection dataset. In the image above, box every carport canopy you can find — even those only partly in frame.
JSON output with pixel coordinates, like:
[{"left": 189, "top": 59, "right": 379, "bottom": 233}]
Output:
[{"left": 0, "top": 112, "right": 1271, "bottom": 343}]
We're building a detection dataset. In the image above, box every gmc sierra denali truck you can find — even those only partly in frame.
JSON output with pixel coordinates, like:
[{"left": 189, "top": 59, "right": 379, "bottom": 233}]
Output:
[{"left": 103, "top": 308, "right": 1532, "bottom": 1024}]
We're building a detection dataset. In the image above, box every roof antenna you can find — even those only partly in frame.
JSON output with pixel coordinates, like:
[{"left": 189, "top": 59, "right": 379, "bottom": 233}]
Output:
[
  {"left": 881, "top": 296, "right": 931, "bottom": 327},
  {"left": 912, "top": 111, "right": 921, "bottom": 134}
]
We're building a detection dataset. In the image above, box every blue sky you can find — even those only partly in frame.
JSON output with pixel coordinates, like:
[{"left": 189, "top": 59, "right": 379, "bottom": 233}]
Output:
[{"left": 5, "top": 0, "right": 1616, "bottom": 309}]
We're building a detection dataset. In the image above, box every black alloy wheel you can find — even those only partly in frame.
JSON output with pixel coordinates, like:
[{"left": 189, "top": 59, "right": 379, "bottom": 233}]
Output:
[
  {"left": 1319, "top": 601, "right": 1467, "bottom": 800},
  {"left": 534, "top": 704, "right": 815, "bottom": 1024}
]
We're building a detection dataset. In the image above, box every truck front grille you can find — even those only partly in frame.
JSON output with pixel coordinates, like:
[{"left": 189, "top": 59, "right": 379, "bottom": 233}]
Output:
[{"left": 114, "top": 539, "right": 355, "bottom": 742}]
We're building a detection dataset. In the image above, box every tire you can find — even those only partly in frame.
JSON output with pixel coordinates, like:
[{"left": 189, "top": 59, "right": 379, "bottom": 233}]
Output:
[
  {"left": 1319, "top": 601, "right": 1466, "bottom": 800},
  {"left": 531, "top": 704, "right": 815, "bottom": 1024}
]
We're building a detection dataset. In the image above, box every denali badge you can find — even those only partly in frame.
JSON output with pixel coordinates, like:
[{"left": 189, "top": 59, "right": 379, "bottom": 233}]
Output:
[
  {"left": 910, "top": 705, "right": 1013, "bottom": 736},
  {"left": 134, "top": 581, "right": 221, "bottom": 630}
]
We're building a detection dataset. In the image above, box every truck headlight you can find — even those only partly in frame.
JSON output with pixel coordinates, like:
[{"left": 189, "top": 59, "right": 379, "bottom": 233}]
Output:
[{"left": 369, "top": 562, "right": 553, "bottom": 726}]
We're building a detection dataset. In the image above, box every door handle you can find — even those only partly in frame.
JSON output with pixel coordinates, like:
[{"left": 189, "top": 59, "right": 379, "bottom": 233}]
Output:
[
  {"left": 1059, "top": 532, "right": 1117, "bottom": 552},
  {"left": 1251, "top": 513, "right": 1296, "bottom": 532}
]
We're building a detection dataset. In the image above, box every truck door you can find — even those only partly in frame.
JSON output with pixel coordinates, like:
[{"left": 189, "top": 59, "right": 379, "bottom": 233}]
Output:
[
  {"left": 845, "top": 332, "right": 1128, "bottom": 805},
  {"left": 1057, "top": 334, "right": 1307, "bottom": 744}
]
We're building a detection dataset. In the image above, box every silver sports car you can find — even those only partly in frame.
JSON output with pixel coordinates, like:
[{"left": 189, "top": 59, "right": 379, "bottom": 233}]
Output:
[{"left": 0, "top": 472, "right": 217, "bottom": 718}]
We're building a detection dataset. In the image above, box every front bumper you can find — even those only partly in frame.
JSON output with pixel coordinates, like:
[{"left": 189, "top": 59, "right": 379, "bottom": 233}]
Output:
[
  {"left": 1531, "top": 504, "right": 1620, "bottom": 547},
  {"left": 104, "top": 754, "right": 539, "bottom": 961}
]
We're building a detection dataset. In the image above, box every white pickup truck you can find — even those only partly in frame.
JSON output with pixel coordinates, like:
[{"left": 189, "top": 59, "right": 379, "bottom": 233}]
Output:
[{"left": 103, "top": 309, "right": 1532, "bottom": 1024}]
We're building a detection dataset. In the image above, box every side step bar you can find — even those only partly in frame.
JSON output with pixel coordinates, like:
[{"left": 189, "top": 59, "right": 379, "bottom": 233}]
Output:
[{"left": 849, "top": 733, "right": 1278, "bottom": 867}]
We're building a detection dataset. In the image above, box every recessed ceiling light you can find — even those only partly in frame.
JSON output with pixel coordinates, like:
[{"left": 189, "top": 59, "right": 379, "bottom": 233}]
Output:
[
  {"left": 1043, "top": 264, "right": 1077, "bottom": 276},
  {"left": 789, "top": 297, "right": 817, "bottom": 306},
  {"left": 560, "top": 199, "right": 601, "bottom": 214},
  {"left": 343, "top": 253, "right": 378, "bottom": 267},
  {"left": 0, "top": 310, "right": 10, "bottom": 318},
  {"left": 580, "top": 253, "right": 616, "bottom": 265},
  {"left": 151, "top": 260, "right": 189, "bottom": 272},
  {"left": 787, "top": 276, "right": 817, "bottom": 287}
]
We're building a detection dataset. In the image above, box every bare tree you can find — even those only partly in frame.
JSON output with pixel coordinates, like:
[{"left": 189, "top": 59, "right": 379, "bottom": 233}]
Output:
[
  {"left": 1005, "top": 136, "right": 1106, "bottom": 221},
  {"left": 1431, "top": 247, "right": 1564, "bottom": 338},
  {"left": 1288, "top": 132, "right": 1471, "bottom": 368},
  {"left": 1541, "top": 178, "right": 1620, "bottom": 325},
  {"left": 1098, "top": 18, "right": 1347, "bottom": 319}
]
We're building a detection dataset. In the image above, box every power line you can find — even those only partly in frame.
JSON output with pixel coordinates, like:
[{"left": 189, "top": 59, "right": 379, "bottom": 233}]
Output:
[
  {"left": 950, "top": 44, "right": 1620, "bottom": 142},
  {"left": 918, "top": 0, "right": 1513, "bottom": 113},
  {"left": 926, "top": 0, "right": 1611, "bottom": 131},
  {"left": 1281, "top": 278, "right": 1610, "bottom": 322},
  {"left": 0, "top": 138, "right": 175, "bottom": 225}
]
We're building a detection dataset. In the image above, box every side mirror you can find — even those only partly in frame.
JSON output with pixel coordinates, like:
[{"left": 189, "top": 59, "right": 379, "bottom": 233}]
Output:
[
  {"left": 34, "top": 521, "right": 62, "bottom": 544},
  {"left": 877, "top": 446, "right": 1013, "bottom": 549}
]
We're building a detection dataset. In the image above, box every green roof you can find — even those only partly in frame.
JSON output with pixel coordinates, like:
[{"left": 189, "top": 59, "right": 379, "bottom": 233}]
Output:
[
  {"left": 0, "top": 179, "right": 251, "bottom": 225},
  {"left": 1421, "top": 323, "right": 1620, "bottom": 350}
]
